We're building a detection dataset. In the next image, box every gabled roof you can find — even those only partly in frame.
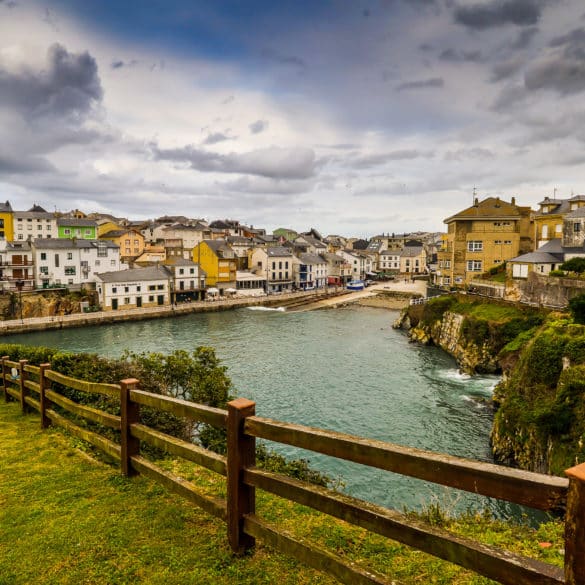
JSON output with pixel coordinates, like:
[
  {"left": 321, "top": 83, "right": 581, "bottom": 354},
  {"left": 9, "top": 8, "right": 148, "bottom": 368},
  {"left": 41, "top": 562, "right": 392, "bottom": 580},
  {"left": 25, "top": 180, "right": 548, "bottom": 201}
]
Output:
[
  {"left": 0, "top": 201, "right": 12, "bottom": 213},
  {"left": 565, "top": 207, "right": 585, "bottom": 219},
  {"left": 32, "top": 238, "right": 118, "bottom": 250},
  {"left": 266, "top": 246, "right": 293, "bottom": 257},
  {"left": 101, "top": 229, "right": 142, "bottom": 238},
  {"left": 298, "top": 253, "right": 326, "bottom": 265},
  {"left": 202, "top": 239, "right": 236, "bottom": 258},
  {"left": 509, "top": 251, "right": 562, "bottom": 264},
  {"left": 57, "top": 218, "right": 97, "bottom": 227},
  {"left": 96, "top": 265, "right": 172, "bottom": 283},
  {"left": 28, "top": 204, "right": 47, "bottom": 213},
  {"left": 445, "top": 197, "right": 529, "bottom": 223}
]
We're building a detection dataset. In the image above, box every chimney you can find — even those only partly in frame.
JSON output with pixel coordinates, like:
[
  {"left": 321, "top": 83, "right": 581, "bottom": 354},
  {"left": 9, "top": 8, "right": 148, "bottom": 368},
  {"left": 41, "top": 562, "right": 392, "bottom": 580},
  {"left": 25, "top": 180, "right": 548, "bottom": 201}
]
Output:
[
  {"left": 511, "top": 196, "right": 516, "bottom": 205},
  {"left": 474, "top": 198, "right": 479, "bottom": 206}
]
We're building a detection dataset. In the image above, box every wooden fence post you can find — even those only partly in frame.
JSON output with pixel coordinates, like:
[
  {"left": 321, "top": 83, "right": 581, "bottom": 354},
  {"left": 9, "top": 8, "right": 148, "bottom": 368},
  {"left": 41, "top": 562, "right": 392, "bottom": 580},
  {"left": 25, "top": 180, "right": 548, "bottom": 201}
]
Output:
[
  {"left": 19, "top": 359, "right": 28, "bottom": 414},
  {"left": 120, "top": 378, "right": 140, "bottom": 476},
  {"left": 227, "top": 398, "right": 256, "bottom": 554},
  {"left": 565, "top": 462, "right": 585, "bottom": 585},
  {"left": 39, "top": 363, "right": 51, "bottom": 429},
  {"left": 1, "top": 356, "right": 9, "bottom": 403}
]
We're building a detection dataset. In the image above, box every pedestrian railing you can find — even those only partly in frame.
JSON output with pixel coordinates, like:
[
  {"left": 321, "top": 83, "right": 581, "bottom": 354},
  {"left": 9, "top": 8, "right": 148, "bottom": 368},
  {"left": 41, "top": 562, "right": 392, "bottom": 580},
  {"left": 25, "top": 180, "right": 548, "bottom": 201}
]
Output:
[{"left": 2, "top": 356, "right": 582, "bottom": 585}]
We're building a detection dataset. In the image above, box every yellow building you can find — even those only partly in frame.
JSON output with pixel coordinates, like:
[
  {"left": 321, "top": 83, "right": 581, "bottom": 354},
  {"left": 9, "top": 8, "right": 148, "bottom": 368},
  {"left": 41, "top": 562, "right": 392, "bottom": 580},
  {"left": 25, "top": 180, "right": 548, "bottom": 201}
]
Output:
[
  {"left": 436, "top": 196, "right": 533, "bottom": 287},
  {"left": 192, "top": 240, "right": 237, "bottom": 291},
  {"left": 0, "top": 201, "right": 14, "bottom": 242},
  {"left": 534, "top": 195, "right": 585, "bottom": 247},
  {"left": 100, "top": 229, "right": 145, "bottom": 262},
  {"left": 97, "top": 219, "right": 122, "bottom": 237}
]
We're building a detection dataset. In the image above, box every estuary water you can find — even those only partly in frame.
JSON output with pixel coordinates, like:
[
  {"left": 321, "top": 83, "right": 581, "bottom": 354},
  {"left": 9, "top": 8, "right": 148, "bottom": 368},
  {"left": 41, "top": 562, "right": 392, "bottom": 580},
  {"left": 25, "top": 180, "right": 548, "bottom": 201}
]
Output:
[{"left": 9, "top": 305, "right": 516, "bottom": 517}]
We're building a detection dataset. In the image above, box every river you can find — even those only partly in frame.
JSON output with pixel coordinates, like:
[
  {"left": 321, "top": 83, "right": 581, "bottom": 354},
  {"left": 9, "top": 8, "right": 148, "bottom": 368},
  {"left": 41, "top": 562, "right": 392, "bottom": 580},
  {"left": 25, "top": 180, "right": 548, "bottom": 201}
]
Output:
[{"left": 8, "top": 305, "right": 522, "bottom": 518}]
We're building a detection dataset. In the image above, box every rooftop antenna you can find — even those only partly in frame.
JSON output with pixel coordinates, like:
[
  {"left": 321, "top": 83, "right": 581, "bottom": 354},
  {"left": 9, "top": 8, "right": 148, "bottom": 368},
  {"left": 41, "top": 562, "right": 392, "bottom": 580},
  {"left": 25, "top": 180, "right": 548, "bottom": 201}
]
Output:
[
  {"left": 472, "top": 186, "right": 477, "bottom": 205},
  {"left": 553, "top": 187, "right": 557, "bottom": 200}
]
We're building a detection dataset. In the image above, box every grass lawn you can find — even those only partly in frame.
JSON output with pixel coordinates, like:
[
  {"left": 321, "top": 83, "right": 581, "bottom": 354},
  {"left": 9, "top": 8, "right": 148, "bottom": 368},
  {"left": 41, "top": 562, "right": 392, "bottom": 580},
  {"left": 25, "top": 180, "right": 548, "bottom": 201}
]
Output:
[{"left": 0, "top": 401, "right": 565, "bottom": 584}]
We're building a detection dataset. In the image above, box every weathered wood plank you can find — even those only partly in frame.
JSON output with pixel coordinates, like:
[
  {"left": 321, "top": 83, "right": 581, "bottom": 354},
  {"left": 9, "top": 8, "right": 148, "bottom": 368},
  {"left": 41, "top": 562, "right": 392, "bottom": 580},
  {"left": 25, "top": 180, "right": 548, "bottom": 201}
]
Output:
[
  {"left": 24, "top": 379, "right": 40, "bottom": 394},
  {"left": 129, "top": 389, "right": 227, "bottom": 428},
  {"left": 121, "top": 379, "right": 140, "bottom": 477},
  {"left": 245, "top": 416, "right": 568, "bottom": 511},
  {"left": 23, "top": 364, "right": 40, "bottom": 376},
  {"left": 23, "top": 395, "right": 40, "bottom": 412},
  {"left": 39, "top": 363, "right": 51, "bottom": 429},
  {"left": 244, "top": 468, "right": 564, "bottom": 585},
  {"left": 130, "top": 455, "right": 226, "bottom": 521},
  {"left": 46, "top": 409, "right": 121, "bottom": 462},
  {"left": 4, "top": 359, "right": 20, "bottom": 369},
  {"left": 2, "top": 356, "right": 9, "bottom": 403},
  {"left": 131, "top": 423, "right": 227, "bottom": 476},
  {"left": 45, "top": 389, "right": 121, "bottom": 429},
  {"left": 243, "top": 514, "right": 393, "bottom": 585},
  {"left": 44, "top": 370, "right": 120, "bottom": 398},
  {"left": 5, "top": 386, "right": 20, "bottom": 400}
]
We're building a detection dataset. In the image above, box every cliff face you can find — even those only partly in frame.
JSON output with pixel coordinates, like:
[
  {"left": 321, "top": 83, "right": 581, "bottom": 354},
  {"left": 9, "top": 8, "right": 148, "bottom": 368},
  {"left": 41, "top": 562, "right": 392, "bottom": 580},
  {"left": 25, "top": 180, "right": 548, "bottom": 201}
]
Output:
[
  {"left": 1, "top": 291, "right": 95, "bottom": 320},
  {"left": 396, "top": 296, "right": 585, "bottom": 475},
  {"left": 491, "top": 321, "right": 585, "bottom": 475},
  {"left": 408, "top": 311, "right": 500, "bottom": 374}
]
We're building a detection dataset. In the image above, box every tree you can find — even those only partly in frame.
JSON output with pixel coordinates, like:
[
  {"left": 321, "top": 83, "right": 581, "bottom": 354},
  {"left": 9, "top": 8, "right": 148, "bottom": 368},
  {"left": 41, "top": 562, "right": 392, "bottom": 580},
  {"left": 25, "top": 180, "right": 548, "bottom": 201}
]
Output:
[
  {"left": 560, "top": 257, "right": 585, "bottom": 274},
  {"left": 569, "top": 293, "right": 585, "bottom": 325}
]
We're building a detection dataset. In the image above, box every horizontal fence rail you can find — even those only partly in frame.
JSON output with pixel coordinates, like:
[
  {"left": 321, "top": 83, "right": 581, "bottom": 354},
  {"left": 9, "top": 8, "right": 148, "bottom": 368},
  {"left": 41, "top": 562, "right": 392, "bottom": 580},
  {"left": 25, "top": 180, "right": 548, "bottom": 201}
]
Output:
[{"left": 2, "top": 355, "right": 584, "bottom": 585}]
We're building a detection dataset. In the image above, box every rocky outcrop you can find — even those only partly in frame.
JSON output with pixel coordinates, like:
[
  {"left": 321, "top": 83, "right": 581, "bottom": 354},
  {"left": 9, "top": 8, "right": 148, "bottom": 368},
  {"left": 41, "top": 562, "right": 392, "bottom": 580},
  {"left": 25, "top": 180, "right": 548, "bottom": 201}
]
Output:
[
  {"left": 1, "top": 291, "right": 95, "bottom": 320},
  {"left": 405, "top": 311, "right": 500, "bottom": 374}
]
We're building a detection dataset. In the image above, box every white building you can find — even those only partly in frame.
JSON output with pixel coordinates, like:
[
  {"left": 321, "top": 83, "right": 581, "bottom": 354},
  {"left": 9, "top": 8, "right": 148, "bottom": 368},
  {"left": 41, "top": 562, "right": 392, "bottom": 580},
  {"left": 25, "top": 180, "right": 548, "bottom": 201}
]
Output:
[
  {"left": 0, "top": 241, "right": 34, "bottom": 291},
  {"left": 249, "top": 246, "right": 294, "bottom": 293},
  {"left": 33, "top": 239, "right": 123, "bottom": 289},
  {"left": 295, "top": 253, "right": 328, "bottom": 289},
  {"left": 96, "top": 265, "right": 172, "bottom": 311},
  {"left": 14, "top": 205, "right": 57, "bottom": 241},
  {"left": 164, "top": 258, "right": 206, "bottom": 301}
]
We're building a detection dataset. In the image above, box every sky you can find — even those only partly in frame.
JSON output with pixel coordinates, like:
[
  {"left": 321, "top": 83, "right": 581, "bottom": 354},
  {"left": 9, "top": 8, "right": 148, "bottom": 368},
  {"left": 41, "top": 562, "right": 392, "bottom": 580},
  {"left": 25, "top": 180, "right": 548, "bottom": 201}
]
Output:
[{"left": 1, "top": 0, "right": 585, "bottom": 237}]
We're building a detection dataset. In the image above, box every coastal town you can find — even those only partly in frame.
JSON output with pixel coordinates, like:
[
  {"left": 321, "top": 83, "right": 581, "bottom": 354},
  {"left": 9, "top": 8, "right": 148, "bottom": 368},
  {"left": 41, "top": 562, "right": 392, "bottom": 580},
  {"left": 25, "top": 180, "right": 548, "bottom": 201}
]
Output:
[{"left": 0, "top": 192, "right": 584, "bottom": 317}]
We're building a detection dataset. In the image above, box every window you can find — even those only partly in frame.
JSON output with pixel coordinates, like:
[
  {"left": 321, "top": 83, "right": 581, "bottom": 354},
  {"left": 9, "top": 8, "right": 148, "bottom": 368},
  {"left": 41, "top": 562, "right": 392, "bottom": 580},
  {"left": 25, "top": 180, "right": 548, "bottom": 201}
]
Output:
[
  {"left": 466, "top": 260, "right": 482, "bottom": 271},
  {"left": 110, "top": 260, "right": 116, "bottom": 266},
  {"left": 40, "top": 266, "right": 48, "bottom": 274},
  {"left": 494, "top": 240, "right": 502, "bottom": 245},
  {"left": 149, "top": 295, "right": 154, "bottom": 302},
  {"left": 64, "top": 229, "right": 71, "bottom": 235},
  {"left": 504, "top": 240, "right": 512, "bottom": 245},
  {"left": 179, "top": 268, "right": 184, "bottom": 275},
  {"left": 148, "top": 285, "right": 156, "bottom": 291},
  {"left": 124, "top": 297, "right": 130, "bottom": 304},
  {"left": 95, "top": 260, "right": 100, "bottom": 266},
  {"left": 17, "top": 234, "right": 23, "bottom": 240},
  {"left": 124, "top": 287, "right": 129, "bottom": 293},
  {"left": 67, "top": 252, "right": 73, "bottom": 260},
  {"left": 444, "top": 260, "right": 451, "bottom": 268},
  {"left": 542, "top": 225, "right": 548, "bottom": 238},
  {"left": 54, "top": 254, "right": 59, "bottom": 267},
  {"left": 18, "top": 224, "right": 23, "bottom": 230},
  {"left": 85, "top": 229, "right": 92, "bottom": 235},
  {"left": 467, "top": 241, "right": 483, "bottom": 252},
  {"left": 37, "top": 225, "right": 42, "bottom": 231},
  {"left": 137, "top": 286, "right": 141, "bottom": 292},
  {"left": 556, "top": 224, "right": 562, "bottom": 233},
  {"left": 285, "top": 261, "right": 289, "bottom": 269},
  {"left": 112, "top": 287, "right": 117, "bottom": 293},
  {"left": 40, "top": 253, "right": 46, "bottom": 260},
  {"left": 574, "top": 223, "right": 581, "bottom": 233},
  {"left": 64, "top": 267, "right": 76, "bottom": 275},
  {"left": 157, "top": 284, "right": 164, "bottom": 290},
  {"left": 46, "top": 225, "right": 51, "bottom": 231},
  {"left": 134, "top": 240, "right": 139, "bottom": 245}
]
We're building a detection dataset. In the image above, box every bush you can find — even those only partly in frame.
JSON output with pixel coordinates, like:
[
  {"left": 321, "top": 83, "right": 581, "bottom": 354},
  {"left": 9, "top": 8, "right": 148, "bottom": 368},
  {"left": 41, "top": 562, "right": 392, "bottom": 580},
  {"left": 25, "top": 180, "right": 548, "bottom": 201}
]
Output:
[
  {"left": 560, "top": 257, "right": 585, "bottom": 274},
  {"left": 549, "top": 270, "right": 566, "bottom": 277},
  {"left": 569, "top": 293, "right": 585, "bottom": 325}
]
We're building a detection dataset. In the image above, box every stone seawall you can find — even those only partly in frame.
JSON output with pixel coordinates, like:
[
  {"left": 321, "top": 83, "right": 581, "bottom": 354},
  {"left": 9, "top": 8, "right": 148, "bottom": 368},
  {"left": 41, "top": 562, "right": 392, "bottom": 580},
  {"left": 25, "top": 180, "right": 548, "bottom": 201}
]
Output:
[{"left": 0, "top": 289, "right": 348, "bottom": 336}]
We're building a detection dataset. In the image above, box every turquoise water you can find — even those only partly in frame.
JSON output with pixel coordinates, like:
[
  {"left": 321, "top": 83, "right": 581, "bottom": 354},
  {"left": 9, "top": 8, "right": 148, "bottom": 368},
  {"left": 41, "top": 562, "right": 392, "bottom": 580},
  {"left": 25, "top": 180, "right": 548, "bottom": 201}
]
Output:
[{"left": 9, "top": 305, "right": 523, "bottom": 517}]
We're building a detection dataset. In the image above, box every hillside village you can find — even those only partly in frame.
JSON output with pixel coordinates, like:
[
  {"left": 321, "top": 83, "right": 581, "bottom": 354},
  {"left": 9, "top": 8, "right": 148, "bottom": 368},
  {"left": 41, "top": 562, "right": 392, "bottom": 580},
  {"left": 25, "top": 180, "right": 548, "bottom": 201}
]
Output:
[{"left": 0, "top": 193, "right": 584, "bottom": 313}]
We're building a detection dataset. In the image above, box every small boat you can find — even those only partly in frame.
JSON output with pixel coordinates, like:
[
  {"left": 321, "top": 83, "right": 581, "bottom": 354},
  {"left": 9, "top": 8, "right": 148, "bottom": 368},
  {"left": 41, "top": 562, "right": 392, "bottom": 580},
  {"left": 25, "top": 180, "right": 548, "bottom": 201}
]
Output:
[{"left": 346, "top": 280, "right": 365, "bottom": 291}]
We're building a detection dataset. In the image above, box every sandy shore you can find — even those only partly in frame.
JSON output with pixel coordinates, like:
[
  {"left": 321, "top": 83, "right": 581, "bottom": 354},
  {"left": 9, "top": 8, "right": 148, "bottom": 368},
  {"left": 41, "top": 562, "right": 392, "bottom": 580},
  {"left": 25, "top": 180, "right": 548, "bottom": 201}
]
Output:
[{"left": 294, "top": 279, "right": 428, "bottom": 311}]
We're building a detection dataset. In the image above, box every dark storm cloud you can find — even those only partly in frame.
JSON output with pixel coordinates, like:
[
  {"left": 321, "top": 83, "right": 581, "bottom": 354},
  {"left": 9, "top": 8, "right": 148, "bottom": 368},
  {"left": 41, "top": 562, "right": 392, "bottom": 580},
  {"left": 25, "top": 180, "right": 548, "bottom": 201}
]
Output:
[
  {"left": 491, "top": 57, "right": 525, "bottom": 82},
  {"left": 249, "top": 119, "right": 268, "bottom": 134},
  {"left": 0, "top": 43, "right": 102, "bottom": 119},
  {"left": 111, "top": 59, "right": 138, "bottom": 69},
  {"left": 260, "top": 48, "right": 306, "bottom": 69},
  {"left": 0, "top": 153, "right": 55, "bottom": 174},
  {"left": 525, "top": 27, "right": 585, "bottom": 94},
  {"left": 152, "top": 144, "right": 317, "bottom": 179},
  {"left": 510, "top": 26, "right": 539, "bottom": 49},
  {"left": 202, "top": 132, "right": 233, "bottom": 145},
  {"left": 439, "top": 48, "right": 484, "bottom": 63},
  {"left": 395, "top": 77, "right": 444, "bottom": 91},
  {"left": 453, "top": 0, "right": 544, "bottom": 30},
  {"left": 351, "top": 150, "right": 434, "bottom": 169}
]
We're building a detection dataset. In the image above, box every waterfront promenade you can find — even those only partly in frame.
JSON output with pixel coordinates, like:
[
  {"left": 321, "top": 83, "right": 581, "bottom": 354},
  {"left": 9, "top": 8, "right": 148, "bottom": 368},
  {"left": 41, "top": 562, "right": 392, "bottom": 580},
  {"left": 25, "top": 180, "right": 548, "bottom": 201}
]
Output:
[{"left": 0, "top": 288, "right": 349, "bottom": 336}]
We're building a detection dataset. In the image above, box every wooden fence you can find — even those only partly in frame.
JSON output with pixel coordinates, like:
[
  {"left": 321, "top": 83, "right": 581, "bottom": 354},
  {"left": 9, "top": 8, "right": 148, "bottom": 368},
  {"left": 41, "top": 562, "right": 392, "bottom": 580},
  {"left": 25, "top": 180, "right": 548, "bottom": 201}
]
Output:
[{"left": 2, "top": 355, "right": 584, "bottom": 585}]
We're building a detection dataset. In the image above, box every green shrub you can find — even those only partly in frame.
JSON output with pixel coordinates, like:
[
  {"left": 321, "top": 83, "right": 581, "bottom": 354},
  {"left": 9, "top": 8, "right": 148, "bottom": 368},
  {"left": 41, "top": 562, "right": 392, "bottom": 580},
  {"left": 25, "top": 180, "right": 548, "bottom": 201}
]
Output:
[
  {"left": 569, "top": 293, "right": 585, "bottom": 325},
  {"left": 549, "top": 270, "right": 565, "bottom": 277}
]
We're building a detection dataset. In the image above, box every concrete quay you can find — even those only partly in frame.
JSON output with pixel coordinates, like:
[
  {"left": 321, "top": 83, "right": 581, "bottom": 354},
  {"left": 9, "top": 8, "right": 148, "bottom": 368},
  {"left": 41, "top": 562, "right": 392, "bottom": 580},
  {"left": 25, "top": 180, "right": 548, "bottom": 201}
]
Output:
[{"left": 0, "top": 289, "right": 351, "bottom": 336}]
